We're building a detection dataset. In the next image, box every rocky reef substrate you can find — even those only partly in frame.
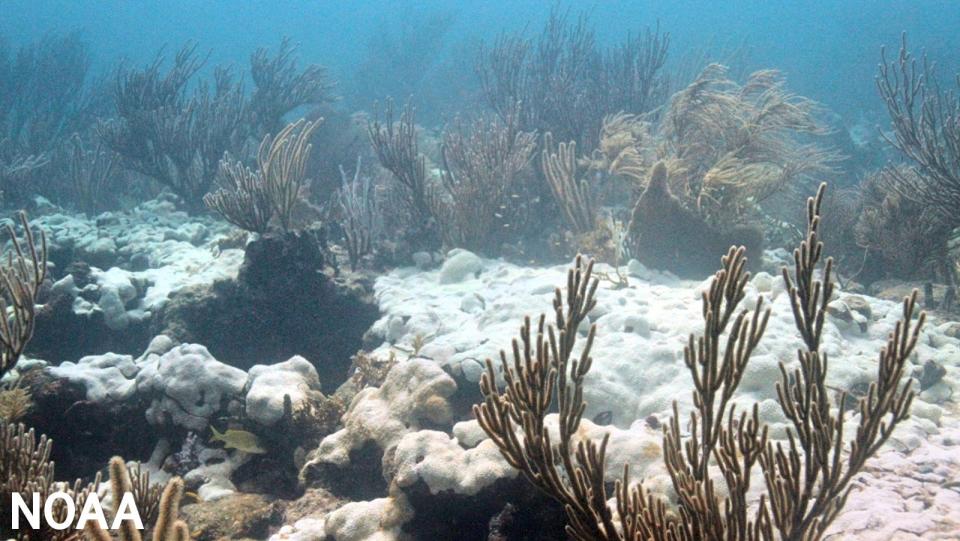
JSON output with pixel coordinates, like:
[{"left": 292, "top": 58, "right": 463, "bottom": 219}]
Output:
[{"left": 12, "top": 240, "right": 960, "bottom": 539}]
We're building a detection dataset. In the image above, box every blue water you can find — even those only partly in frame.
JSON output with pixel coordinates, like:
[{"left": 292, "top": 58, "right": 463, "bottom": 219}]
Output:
[{"left": 2, "top": 0, "right": 958, "bottom": 120}]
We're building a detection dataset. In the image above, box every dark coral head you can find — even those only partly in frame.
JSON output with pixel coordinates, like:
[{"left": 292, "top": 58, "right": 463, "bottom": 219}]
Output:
[{"left": 648, "top": 161, "right": 669, "bottom": 192}]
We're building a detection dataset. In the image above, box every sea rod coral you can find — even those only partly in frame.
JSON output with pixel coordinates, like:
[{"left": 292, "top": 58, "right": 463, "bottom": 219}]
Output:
[
  {"left": 0, "top": 212, "right": 46, "bottom": 379},
  {"left": 475, "top": 184, "right": 925, "bottom": 540}
]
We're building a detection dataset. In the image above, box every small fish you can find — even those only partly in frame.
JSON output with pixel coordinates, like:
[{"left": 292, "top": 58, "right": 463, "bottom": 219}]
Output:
[
  {"left": 210, "top": 426, "right": 266, "bottom": 454},
  {"left": 592, "top": 410, "right": 613, "bottom": 426}
]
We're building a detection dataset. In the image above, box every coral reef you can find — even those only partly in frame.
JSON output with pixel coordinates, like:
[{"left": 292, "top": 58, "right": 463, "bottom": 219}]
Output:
[
  {"left": 541, "top": 132, "right": 596, "bottom": 235},
  {"left": 476, "top": 185, "right": 926, "bottom": 539},
  {"left": 300, "top": 358, "right": 456, "bottom": 488},
  {"left": 655, "top": 65, "right": 838, "bottom": 227},
  {"left": 2, "top": 14, "right": 960, "bottom": 541},
  {"left": 67, "top": 133, "right": 121, "bottom": 216},
  {"left": 247, "top": 37, "right": 334, "bottom": 138},
  {"left": 875, "top": 34, "right": 960, "bottom": 292},
  {"left": 0, "top": 383, "right": 31, "bottom": 422},
  {"left": 1, "top": 423, "right": 188, "bottom": 541},
  {"left": 99, "top": 43, "right": 245, "bottom": 211},
  {"left": 101, "top": 39, "right": 331, "bottom": 212},
  {"left": 0, "top": 422, "right": 100, "bottom": 541},
  {"left": 0, "top": 33, "right": 103, "bottom": 205},
  {"left": 29, "top": 198, "right": 241, "bottom": 362}
]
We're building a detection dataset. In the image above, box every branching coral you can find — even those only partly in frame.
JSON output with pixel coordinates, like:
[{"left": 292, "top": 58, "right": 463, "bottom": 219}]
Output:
[
  {"left": 854, "top": 166, "right": 953, "bottom": 281},
  {"left": 477, "top": 184, "right": 925, "bottom": 540},
  {"left": 204, "top": 153, "right": 273, "bottom": 234},
  {"left": 541, "top": 133, "right": 595, "bottom": 235},
  {"left": 0, "top": 140, "right": 48, "bottom": 205},
  {"left": 260, "top": 118, "right": 322, "bottom": 232},
  {"left": 597, "top": 25, "right": 671, "bottom": 125},
  {"left": 333, "top": 157, "right": 381, "bottom": 270},
  {"left": 764, "top": 185, "right": 923, "bottom": 538},
  {"left": 204, "top": 118, "right": 321, "bottom": 233},
  {"left": 1, "top": 423, "right": 102, "bottom": 541},
  {"left": 476, "top": 7, "right": 668, "bottom": 150},
  {"left": 876, "top": 33, "right": 960, "bottom": 227},
  {"left": 657, "top": 245, "right": 770, "bottom": 539},
  {"left": 68, "top": 133, "right": 120, "bottom": 216},
  {"left": 367, "top": 99, "right": 438, "bottom": 250},
  {"left": 542, "top": 63, "right": 835, "bottom": 255},
  {"left": 2, "top": 421, "right": 190, "bottom": 541},
  {"left": 100, "top": 43, "right": 245, "bottom": 210},
  {"left": 586, "top": 112, "right": 652, "bottom": 180},
  {"left": 0, "top": 212, "right": 47, "bottom": 379},
  {"left": 0, "top": 33, "right": 94, "bottom": 151},
  {"left": 248, "top": 37, "right": 335, "bottom": 137},
  {"left": 84, "top": 457, "right": 191, "bottom": 541},
  {"left": 0, "top": 32, "right": 99, "bottom": 203},
  {"left": 0, "top": 383, "right": 32, "bottom": 423},
  {"left": 653, "top": 64, "right": 838, "bottom": 228},
  {"left": 474, "top": 255, "right": 615, "bottom": 540},
  {"left": 367, "top": 100, "right": 430, "bottom": 220},
  {"left": 125, "top": 461, "right": 164, "bottom": 528},
  {"left": 431, "top": 111, "right": 536, "bottom": 254}
]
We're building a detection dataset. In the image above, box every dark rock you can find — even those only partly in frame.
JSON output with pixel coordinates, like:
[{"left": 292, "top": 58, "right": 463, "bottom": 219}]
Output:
[
  {"left": 300, "top": 440, "right": 387, "bottom": 501},
  {"left": 399, "top": 476, "right": 565, "bottom": 541},
  {"left": 156, "top": 228, "right": 379, "bottom": 392},
  {"left": 29, "top": 289, "right": 151, "bottom": 364},
  {"left": 281, "top": 487, "right": 344, "bottom": 525},
  {"left": 917, "top": 360, "right": 947, "bottom": 392},
  {"left": 487, "top": 502, "right": 516, "bottom": 541},
  {"left": 17, "top": 367, "right": 156, "bottom": 480},
  {"left": 64, "top": 261, "right": 93, "bottom": 288},
  {"left": 234, "top": 453, "right": 300, "bottom": 499},
  {"left": 844, "top": 295, "right": 873, "bottom": 320},
  {"left": 627, "top": 162, "right": 763, "bottom": 279},
  {"left": 869, "top": 280, "right": 942, "bottom": 305},
  {"left": 128, "top": 252, "right": 152, "bottom": 271},
  {"left": 181, "top": 493, "right": 283, "bottom": 541},
  {"left": 942, "top": 322, "right": 960, "bottom": 339}
]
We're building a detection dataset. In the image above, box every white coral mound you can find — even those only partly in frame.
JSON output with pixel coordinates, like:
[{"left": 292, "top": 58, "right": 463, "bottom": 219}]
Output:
[
  {"left": 307, "top": 358, "right": 456, "bottom": 467},
  {"left": 137, "top": 343, "right": 248, "bottom": 431}
]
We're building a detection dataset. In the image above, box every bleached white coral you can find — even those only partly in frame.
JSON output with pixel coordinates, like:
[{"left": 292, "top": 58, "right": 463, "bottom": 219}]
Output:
[
  {"left": 246, "top": 355, "right": 322, "bottom": 426},
  {"left": 323, "top": 494, "right": 413, "bottom": 541},
  {"left": 391, "top": 430, "right": 515, "bottom": 495},
  {"left": 137, "top": 343, "right": 248, "bottom": 431},
  {"left": 305, "top": 358, "right": 456, "bottom": 468}
]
